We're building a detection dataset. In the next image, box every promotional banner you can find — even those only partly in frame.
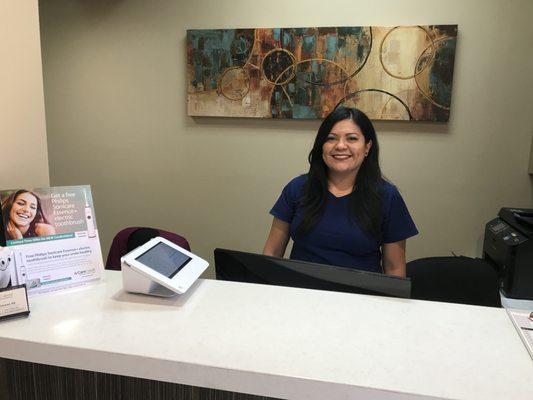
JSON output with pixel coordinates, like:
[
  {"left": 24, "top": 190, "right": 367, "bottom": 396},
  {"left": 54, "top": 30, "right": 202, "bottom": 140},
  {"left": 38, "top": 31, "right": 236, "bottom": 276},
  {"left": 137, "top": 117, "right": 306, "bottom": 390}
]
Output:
[{"left": 0, "top": 186, "right": 104, "bottom": 295}]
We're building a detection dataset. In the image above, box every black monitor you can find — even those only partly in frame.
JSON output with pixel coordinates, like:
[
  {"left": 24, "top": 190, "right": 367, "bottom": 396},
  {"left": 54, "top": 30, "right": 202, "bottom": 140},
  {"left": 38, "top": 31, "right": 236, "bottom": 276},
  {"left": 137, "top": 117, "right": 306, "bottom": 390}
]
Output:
[{"left": 214, "top": 248, "right": 411, "bottom": 298}]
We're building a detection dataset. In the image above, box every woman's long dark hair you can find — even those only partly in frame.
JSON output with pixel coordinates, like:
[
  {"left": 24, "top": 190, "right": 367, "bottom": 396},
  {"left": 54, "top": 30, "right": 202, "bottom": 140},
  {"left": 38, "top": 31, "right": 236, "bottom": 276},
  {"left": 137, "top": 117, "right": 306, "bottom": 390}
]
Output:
[{"left": 297, "top": 107, "right": 384, "bottom": 240}]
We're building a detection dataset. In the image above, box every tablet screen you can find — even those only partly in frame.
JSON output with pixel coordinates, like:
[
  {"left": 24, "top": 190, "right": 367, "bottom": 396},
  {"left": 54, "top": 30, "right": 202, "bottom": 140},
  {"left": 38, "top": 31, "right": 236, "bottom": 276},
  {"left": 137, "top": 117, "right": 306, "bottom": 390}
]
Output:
[{"left": 135, "top": 242, "right": 191, "bottom": 278}]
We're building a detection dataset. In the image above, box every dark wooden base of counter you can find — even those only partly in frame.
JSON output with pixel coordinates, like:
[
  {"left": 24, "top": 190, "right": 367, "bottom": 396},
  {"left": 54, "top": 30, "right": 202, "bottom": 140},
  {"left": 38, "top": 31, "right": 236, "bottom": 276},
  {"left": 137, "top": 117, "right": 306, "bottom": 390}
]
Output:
[{"left": 0, "top": 358, "right": 281, "bottom": 400}]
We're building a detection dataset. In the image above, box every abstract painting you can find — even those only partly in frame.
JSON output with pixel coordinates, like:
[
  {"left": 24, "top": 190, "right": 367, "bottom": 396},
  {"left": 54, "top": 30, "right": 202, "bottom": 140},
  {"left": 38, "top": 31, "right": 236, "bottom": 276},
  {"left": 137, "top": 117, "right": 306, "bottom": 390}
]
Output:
[{"left": 186, "top": 25, "right": 457, "bottom": 121}]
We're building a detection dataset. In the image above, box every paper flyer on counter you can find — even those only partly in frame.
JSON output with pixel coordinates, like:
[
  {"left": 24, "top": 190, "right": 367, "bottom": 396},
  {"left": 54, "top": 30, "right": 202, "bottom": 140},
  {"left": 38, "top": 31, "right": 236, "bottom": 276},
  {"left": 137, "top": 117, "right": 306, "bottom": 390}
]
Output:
[
  {"left": 507, "top": 309, "right": 533, "bottom": 360},
  {"left": 0, "top": 186, "right": 104, "bottom": 295}
]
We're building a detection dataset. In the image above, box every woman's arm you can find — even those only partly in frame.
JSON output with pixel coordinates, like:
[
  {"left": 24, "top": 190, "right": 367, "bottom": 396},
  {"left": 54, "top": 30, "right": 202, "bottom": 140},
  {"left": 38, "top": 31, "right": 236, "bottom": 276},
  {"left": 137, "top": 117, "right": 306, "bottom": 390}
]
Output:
[
  {"left": 263, "top": 217, "right": 290, "bottom": 258},
  {"left": 382, "top": 240, "right": 407, "bottom": 277}
]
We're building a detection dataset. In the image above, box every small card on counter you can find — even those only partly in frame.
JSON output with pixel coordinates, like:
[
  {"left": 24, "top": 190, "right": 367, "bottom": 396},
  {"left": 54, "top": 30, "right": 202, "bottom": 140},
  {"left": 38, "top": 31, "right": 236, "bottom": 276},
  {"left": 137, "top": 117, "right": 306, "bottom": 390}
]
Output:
[
  {"left": 0, "top": 284, "right": 30, "bottom": 321},
  {"left": 507, "top": 309, "right": 533, "bottom": 360}
]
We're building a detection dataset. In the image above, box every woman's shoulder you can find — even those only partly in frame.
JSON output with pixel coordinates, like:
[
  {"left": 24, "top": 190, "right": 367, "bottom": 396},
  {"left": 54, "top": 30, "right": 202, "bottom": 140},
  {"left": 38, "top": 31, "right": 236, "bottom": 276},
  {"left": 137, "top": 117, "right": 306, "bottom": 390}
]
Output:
[
  {"left": 379, "top": 179, "right": 398, "bottom": 194},
  {"left": 286, "top": 174, "right": 308, "bottom": 188},
  {"left": 280, "top": 174, "right": 308, "bottom": 200},
  {"left": 34, "top": 223, "right": 56, "bottom": 237},
  {"left": 378, "top": 179, "right": 403, "bottom": 202}
]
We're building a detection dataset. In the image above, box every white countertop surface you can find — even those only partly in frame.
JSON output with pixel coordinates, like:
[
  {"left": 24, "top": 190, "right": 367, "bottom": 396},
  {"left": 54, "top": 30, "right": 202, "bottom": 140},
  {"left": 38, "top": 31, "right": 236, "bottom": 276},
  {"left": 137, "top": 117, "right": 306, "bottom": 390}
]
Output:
[{"left": 1, "top": 270, "right": 532, "bottom": 400}]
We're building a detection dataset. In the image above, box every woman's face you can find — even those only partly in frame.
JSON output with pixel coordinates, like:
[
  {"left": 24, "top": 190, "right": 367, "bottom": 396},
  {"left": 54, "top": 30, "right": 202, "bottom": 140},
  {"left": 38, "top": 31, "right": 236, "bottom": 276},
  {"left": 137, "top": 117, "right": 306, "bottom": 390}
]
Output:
[
  {"left": 322, "top": 118, "right": 372, "bottom": 177},
  {"left": 9, "top": 192, "right": 38, "bottom": 228}
]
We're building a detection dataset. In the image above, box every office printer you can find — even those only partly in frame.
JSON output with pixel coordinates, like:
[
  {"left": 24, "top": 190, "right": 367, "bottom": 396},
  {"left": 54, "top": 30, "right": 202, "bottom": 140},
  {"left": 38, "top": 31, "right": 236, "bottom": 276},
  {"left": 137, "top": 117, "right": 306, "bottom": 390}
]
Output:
[{"left": 483, "top": 208, "right": 533, "bottom": 300}]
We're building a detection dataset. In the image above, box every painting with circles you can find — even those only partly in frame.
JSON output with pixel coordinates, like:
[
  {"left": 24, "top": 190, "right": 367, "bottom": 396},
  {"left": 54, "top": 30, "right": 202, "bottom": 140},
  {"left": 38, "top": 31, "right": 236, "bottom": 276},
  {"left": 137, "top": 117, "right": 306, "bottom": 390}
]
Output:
[{"left": 186, "top": 25, "right": 457, "bottom": 121}]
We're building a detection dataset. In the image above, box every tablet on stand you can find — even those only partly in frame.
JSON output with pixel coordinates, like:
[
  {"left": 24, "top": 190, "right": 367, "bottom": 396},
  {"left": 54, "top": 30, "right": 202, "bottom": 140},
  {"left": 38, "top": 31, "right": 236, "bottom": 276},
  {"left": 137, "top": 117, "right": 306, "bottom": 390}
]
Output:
[{"left": 121, "top": 237, "right": 208, "bottom": 297}]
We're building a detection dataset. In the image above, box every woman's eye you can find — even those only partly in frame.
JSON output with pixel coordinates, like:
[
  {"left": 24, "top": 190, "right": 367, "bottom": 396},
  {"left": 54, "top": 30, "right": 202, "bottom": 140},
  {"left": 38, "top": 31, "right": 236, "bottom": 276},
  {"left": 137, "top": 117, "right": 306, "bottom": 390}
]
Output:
[
  {"left": 30, "top": 205, "right": 37, "bottom": 210},
  {"left": 326, "top": 136, "right": 336, "bottom": 141},
  {"left": 348, "top": 136, "right": 358, "bottom": 141}
]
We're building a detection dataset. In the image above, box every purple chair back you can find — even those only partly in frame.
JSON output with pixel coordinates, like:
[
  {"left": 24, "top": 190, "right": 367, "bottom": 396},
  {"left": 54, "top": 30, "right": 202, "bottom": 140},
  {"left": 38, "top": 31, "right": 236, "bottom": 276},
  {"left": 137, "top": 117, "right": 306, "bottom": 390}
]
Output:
[{"left": 105, "top": 227, "right": 190, "bottom": 271}]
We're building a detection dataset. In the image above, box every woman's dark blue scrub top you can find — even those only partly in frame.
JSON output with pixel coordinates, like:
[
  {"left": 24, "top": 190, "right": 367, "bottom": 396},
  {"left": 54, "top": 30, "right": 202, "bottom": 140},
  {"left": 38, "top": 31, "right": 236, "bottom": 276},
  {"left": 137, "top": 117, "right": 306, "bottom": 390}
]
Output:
[{"left": 270, "top": 175, "right": 418, "bottom": 273}]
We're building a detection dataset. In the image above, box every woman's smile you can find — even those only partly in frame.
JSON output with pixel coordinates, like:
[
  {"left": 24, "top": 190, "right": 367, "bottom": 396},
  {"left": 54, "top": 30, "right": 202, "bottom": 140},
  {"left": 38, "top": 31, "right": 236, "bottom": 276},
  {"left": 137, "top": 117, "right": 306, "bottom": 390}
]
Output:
[{"left": 331, "top": 154, "right": 352, "bottom": 160}]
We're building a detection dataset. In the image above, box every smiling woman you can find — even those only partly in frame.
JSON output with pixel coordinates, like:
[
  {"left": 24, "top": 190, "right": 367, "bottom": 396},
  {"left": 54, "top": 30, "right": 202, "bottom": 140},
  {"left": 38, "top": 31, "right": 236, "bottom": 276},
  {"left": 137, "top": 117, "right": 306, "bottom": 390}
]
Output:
[
  {"left": 1, "top": 189, "right": 56, "bottom": 240},
  {"left": 263, "top": 107, "right": 418, "bottom": 277}
]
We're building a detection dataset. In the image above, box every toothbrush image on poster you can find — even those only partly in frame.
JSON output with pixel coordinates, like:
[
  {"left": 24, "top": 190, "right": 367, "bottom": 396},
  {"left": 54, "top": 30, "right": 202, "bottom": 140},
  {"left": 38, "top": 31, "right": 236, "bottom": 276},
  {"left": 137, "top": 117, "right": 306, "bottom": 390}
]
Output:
[
  {"left": 14, "top": 251, "right": 26, "bottom": 286},
  {"left": 84, "top": 189, "right": 96, "bottom": 238}
]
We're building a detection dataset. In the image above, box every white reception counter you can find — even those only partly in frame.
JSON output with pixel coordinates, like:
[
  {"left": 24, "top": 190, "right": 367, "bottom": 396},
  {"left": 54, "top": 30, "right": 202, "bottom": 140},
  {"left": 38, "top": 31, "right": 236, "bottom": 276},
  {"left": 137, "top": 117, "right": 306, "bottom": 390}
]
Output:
[{"left": 0, "top": 270, "right": 532, "bottom": 400}]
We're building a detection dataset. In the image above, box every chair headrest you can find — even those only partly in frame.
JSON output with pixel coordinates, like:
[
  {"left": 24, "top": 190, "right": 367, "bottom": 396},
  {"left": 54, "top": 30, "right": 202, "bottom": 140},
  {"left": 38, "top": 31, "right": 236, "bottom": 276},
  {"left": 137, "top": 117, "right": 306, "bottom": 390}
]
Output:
[{"left": 126, "top": 227, "right": 159, "bottom": 252}]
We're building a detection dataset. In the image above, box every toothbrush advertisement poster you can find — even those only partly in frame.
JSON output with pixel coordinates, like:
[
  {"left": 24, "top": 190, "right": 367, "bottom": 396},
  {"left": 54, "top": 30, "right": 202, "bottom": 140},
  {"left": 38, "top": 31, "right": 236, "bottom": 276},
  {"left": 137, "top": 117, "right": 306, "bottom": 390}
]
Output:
[{"left": 0, "top": 185, "right": 104, "bottom": 295}]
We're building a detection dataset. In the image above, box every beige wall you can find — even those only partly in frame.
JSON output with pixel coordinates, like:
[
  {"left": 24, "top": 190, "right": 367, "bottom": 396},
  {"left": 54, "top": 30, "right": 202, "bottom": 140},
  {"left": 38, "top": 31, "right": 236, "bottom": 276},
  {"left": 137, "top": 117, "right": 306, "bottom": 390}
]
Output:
[
  {"left": 40, "top": 0, "right": 533, "bottom": 276},
  {"left": 1, "top": 0, "right": 49, "bottom": 188}
]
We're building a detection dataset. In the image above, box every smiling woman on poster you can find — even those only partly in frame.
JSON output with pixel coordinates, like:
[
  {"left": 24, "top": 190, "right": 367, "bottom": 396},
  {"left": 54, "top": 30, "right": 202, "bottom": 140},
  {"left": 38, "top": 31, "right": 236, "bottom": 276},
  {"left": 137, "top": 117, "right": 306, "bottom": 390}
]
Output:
[
  {"left": 1, "top": 190, "right": 56, "bottom": 240},
  {"left": 263, "top": 106, "right": 418, "bottom": 277}
]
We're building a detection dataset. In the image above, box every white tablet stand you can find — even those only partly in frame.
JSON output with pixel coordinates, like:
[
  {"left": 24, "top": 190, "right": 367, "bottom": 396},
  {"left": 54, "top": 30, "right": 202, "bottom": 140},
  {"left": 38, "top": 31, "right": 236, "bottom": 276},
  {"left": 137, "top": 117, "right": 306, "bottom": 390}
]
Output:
[
  {"left": 121, "top": 261, "right": 177, "bottom": 297},
  {"left": 120, "top": 237, "right": 209, "bottom": 297}
]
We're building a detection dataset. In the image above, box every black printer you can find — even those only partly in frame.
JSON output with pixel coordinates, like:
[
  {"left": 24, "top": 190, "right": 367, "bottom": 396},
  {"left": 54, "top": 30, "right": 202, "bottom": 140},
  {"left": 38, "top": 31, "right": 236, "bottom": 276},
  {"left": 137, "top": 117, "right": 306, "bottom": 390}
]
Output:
[{"left": 483, "top": 208, "right": 533, "bottom": 299}]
